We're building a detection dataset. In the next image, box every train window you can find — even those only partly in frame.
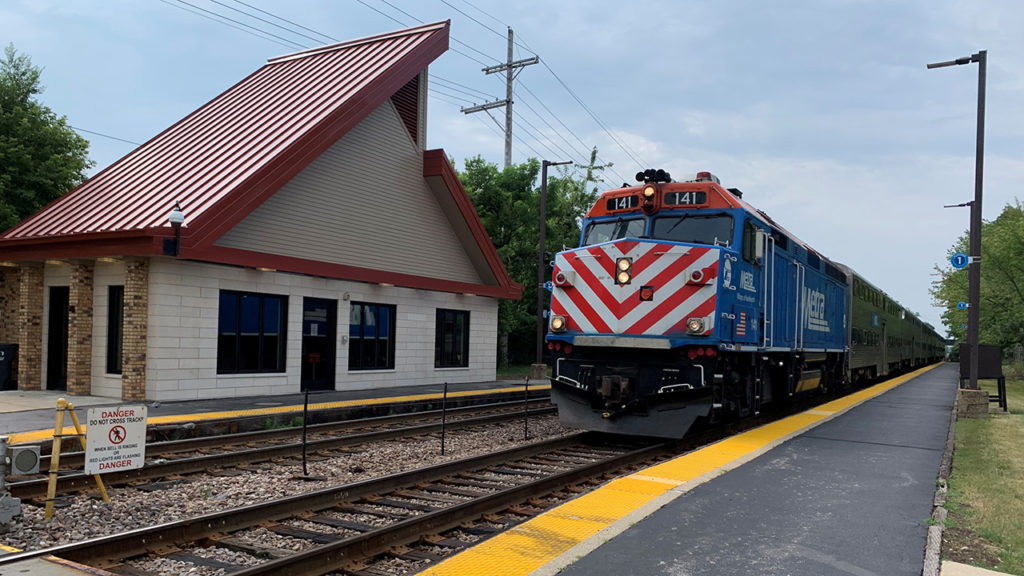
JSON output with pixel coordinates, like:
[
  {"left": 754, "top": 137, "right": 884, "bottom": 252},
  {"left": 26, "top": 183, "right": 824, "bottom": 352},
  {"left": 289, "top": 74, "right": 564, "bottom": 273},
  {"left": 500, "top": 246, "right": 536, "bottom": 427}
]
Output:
[
  {"left": 652, "top": 213, "right": 734, "bottom": 246},
  {"left": 742, "top": 221, "right": 760, "bottom": 263},
  {"left": 806, "top": 251, "right": 821, "bottom": 270},
  {"left": 583, "top": 217, "right": 645, "bottom": 246}
]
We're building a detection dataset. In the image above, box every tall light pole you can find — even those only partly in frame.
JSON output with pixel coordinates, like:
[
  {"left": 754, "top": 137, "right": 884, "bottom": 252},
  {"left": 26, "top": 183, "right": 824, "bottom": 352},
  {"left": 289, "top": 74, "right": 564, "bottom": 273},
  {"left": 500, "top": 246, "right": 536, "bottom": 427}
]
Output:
[
  {"left": 928, "top": 50, "right": 986, "bottom": 390},
  {"left": 536, "top": 160, "right": 572, "bottom": 366}
]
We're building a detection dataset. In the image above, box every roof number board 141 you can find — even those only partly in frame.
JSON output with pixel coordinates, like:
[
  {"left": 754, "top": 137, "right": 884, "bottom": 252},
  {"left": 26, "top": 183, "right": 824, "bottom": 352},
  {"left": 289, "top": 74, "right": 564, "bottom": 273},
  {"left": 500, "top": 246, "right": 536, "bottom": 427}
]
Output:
[{"left": 664, "top": 191, "right": 707, "bottom": 206}]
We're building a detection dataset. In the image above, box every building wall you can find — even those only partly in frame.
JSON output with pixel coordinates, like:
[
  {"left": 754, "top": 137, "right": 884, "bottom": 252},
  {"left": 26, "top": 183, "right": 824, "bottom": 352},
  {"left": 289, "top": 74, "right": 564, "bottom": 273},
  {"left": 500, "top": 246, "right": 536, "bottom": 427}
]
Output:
[
  {"left": 91, "top": 260, "right": 127, "bottom": 398},
  {"left": 215, "top": 100, "right": 483, "bottom": 285},
  {"left": 144, "top": 258, "right": 498, "bottom": 401}
]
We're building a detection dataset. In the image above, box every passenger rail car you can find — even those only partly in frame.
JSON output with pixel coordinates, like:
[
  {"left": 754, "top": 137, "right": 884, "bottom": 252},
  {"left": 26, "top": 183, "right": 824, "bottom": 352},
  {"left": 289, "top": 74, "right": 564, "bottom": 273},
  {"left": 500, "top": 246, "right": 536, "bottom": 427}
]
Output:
[{"left": 545, "top": 170, "right": 944, "bottom": 438}]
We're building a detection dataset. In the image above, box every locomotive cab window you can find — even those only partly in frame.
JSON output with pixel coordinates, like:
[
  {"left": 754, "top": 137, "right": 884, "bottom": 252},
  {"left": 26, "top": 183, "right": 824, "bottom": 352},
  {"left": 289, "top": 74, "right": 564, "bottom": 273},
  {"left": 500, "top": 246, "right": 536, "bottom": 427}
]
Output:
[
  {"left": 651, "top": 213, "right": 734, "bottom": 246},
  {"left": 741, "top": 221, "right": 764, "bottom": 264},
  {"left": 583, "top": 217, "right": 645, "bottom": 246}
]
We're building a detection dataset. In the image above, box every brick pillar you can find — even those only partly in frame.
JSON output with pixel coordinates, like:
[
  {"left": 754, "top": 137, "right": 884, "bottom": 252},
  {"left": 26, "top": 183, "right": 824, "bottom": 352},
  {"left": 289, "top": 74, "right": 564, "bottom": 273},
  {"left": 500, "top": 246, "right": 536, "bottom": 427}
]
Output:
[
  {"left": 0, "top": 268, "right": 19, "bottom": 389},
  {"left": 17, "top": 265, "right": 44, "bottom": 391},
  {"left": 0, "top": 268, "right": 18, "bottom": 343},
  {"left": 122, "top": 258, "right": 149, "bottom": 401},
  {"left": 68, "top": 261, "right": 95, "bottom": 396}
]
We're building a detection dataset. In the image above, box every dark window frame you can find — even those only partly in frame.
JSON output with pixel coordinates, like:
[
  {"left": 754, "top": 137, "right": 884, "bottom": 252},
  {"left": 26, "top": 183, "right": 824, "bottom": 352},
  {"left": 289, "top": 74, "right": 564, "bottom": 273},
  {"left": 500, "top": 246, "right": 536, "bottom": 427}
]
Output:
[
  {"left": 106, "top": 285, "right": 124, "bottom": 374},
  {"left": 348, "top": 302, "right": 397, "bottom": 371},
  {"left": 435, "top": 309, "right": 470, "bottom": 368},
  {"left": 217, "top": 290, "right": 288, "bottom": 374}
]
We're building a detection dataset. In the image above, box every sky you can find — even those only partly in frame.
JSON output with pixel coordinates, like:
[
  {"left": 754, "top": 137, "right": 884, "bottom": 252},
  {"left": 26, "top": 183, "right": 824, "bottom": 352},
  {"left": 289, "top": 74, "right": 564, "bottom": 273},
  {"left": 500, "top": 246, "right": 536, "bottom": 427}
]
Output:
[{"left": 3, "top": 0, "right": 1023, "bottom": 334}]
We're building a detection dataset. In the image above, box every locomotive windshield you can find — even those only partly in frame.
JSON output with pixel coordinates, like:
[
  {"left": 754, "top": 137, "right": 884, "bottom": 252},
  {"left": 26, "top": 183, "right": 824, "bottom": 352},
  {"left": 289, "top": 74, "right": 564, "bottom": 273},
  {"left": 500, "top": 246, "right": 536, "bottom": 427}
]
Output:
[
  {"left": 583, "top": 217, "right": 645, "bottom": 246},
  {"left": 652, "top": 214, "right": 734, "bottom": 246}
]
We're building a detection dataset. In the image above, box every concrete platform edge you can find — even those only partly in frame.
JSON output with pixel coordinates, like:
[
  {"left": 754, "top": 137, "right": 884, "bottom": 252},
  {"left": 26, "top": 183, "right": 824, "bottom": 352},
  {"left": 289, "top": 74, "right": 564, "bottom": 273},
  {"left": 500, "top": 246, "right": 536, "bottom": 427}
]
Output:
[
  {"left": 924, "top": 387, "right": 958, "bottom": 576},
  {"left": 529, "top": 366, "right": 942, "bottom": 576}
]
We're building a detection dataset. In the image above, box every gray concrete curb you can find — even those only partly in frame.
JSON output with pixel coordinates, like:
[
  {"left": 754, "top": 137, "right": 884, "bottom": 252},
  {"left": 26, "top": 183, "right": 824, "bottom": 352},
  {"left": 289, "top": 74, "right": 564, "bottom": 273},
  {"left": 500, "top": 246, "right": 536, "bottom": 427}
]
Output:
[{"left": 923, "top": 377, "right": 959, "bottom": 576}]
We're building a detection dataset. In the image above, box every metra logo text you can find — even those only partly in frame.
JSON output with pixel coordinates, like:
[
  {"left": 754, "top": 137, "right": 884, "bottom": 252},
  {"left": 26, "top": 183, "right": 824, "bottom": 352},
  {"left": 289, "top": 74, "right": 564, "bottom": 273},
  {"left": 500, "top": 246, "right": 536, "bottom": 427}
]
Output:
[{"left": 804, "top": 287, "right": 830, "bottom": 333}]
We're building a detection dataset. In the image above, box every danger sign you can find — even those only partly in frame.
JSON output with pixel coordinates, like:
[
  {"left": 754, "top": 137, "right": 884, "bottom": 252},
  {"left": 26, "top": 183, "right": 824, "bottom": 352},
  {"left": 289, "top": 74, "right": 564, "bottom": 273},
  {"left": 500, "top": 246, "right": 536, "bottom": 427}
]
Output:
[{"left": 85, "top": 405, "right": 147, "bottom": 475}]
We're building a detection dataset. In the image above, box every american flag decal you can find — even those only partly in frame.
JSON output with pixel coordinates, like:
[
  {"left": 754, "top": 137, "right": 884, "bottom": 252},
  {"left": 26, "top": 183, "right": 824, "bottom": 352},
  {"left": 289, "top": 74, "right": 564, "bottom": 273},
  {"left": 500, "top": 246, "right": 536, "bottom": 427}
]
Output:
[
  {"left": 550, "top": 240, "right": 719, "bottom": 337},
  {"left": 736, "top": 311, "right": 747, "bottom": 337}
]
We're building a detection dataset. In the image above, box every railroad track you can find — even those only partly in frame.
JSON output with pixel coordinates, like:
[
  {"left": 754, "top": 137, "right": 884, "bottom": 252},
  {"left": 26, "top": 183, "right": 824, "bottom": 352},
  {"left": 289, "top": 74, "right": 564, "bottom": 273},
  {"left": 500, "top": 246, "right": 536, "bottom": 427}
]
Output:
[
  {"left": 0, "top": 433, "right": 669, "bottom": 575},
  {"left": 8, "top": 399, "right": 555, "bottom": 501}
]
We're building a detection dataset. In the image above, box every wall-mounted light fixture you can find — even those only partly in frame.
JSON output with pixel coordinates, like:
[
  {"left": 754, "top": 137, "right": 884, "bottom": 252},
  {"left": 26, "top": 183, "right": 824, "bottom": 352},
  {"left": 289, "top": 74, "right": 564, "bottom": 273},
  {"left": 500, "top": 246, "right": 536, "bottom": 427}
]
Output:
[{"left": 166, "top": 202, "right": 185, "bottom": 257}]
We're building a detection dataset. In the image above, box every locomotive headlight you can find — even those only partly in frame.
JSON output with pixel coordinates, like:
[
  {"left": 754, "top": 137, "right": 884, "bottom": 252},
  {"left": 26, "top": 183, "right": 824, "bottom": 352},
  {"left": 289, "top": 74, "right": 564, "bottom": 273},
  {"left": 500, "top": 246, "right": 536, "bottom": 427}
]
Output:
[
  {"left": 686, "top": 318, "right": 705, "bottom": 334},
  {"left": 615, "top": 257, "right": 632, "bottom": 285},
  {"left": 550, "top": 315, "right": 567, "bottom": 332},
  {"left": 642, "top": 185, "right": 656, "bottom": 198}
]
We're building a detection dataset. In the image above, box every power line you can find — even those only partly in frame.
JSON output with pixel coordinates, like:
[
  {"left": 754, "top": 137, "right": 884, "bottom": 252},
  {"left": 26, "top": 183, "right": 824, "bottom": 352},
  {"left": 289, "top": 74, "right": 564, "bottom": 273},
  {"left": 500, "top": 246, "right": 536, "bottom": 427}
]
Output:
[
  {"left": 437, "top": 0, "right": 508, "bottom": 42},
  {"left": 71, "top": 126, "right": 142, "bottom": 146},
  {"left": 229, "top": 0, "right": 339, "bottom": 44},
  {"left": 158, "top": 0, "right": 300, "bottom": 49},
  {"left": 539, "top": 60, "right": 646, "bottom": 169},
  {"left": 210, "top": 0, "right": 328, "bottom": 45},
  {"left": 169, "top": 0, "right": 306, "bottom": 49},
  {"left": 432, "top": 76, "right": 497, "bottom": 100}
]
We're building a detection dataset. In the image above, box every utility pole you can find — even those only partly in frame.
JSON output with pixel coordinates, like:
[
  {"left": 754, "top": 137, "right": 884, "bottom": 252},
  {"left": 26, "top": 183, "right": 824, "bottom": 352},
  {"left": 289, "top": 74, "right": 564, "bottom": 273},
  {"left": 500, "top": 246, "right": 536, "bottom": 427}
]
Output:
[{"left": 461, "top": 28, "right": 538, "bottom": 168}]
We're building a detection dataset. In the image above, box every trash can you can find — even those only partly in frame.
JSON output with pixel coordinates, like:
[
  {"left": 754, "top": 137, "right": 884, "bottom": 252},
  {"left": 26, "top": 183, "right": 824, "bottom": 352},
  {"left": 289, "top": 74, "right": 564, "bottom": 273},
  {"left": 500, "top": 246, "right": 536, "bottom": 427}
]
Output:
[{"left": 0, "top": 343, "right": 17, "bottom": 390}]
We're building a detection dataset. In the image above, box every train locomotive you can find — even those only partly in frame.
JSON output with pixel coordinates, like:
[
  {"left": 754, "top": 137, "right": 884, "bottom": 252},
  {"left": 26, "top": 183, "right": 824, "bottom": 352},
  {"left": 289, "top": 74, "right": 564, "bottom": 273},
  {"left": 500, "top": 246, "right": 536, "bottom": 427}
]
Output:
[{"left": 545, "top": 170, "right": 945, "bottom": 438}]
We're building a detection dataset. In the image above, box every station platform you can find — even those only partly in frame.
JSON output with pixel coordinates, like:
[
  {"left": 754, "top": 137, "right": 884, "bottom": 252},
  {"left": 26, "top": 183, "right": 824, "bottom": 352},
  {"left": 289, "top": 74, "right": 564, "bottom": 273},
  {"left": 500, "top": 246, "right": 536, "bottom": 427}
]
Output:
[
  {"left": 420, "top": 363, "right": 993, "bottom": 576},
  {"left": 0, "top": 379, "right": 549, "bottom": 445}
]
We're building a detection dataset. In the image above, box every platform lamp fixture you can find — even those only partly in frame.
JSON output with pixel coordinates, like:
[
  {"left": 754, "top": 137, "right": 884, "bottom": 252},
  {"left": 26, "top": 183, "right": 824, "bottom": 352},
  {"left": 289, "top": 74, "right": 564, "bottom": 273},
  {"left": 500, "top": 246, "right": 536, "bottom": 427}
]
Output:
[
  {"left": 167, "top": 202, "right": 185, "bottom": 257},
  {"left": 927, "top": 50, "right": 986, "bottom": 390}
]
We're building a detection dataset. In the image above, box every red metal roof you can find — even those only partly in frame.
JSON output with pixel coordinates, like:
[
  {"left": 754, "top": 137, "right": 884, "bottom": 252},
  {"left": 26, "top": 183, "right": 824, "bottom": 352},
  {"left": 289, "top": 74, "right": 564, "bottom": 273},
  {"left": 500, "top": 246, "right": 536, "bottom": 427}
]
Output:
[
  {"left": 2, "top": 21, "right": 449, "bottom": 244},
  {"left": 0, "top": 20, "right": 520, "bottom": 298}
]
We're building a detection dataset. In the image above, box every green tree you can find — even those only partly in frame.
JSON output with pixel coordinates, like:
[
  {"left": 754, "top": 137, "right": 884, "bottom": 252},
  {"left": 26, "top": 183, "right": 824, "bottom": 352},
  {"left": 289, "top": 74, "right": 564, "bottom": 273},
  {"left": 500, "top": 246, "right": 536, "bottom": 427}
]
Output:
[
  {"left": 458, "top": 150, "right": 605, "bottom": 365},
  {"left": 0, "top": 44, "right": 92, "bottom": 232},
  {"left": 931, "top": 200, "right": 1024, "bottom": 352}
]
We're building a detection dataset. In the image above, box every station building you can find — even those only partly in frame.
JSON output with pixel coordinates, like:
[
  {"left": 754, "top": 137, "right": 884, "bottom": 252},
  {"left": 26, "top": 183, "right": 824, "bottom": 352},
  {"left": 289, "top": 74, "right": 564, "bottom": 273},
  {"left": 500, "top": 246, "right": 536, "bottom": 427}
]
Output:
[{"left": 0, "top": 21, "right": 521, "bottom": 401}]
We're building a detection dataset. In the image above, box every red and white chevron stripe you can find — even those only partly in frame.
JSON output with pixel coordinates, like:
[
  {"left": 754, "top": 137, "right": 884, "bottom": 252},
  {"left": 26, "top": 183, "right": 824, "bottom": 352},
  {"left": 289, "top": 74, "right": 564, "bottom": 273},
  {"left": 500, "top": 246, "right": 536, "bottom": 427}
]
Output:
[{"left": 551, "top": 240, "right": 719, "bottom": 337}]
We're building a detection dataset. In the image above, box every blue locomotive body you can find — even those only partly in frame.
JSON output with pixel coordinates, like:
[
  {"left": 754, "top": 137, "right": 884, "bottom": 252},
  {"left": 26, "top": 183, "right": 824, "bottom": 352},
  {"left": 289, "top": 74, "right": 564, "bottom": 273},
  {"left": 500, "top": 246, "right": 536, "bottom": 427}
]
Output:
[{"left": 545, "top": 171, "right": 942, "bottom": 438}]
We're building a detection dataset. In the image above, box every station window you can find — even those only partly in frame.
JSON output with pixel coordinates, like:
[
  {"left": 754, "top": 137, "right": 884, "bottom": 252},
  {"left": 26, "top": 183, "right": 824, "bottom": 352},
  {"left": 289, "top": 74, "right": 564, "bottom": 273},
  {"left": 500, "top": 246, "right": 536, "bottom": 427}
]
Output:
[
  {"left": 217, "top": 291, "right": 287, "bottom": 373},
  {"left": 435, "top": 309, "right": 470, "bottom": 368},
  {"left": 106, "top": 285, "right": 124, "bottom": 374},
  {"left": 349, "top": 302, "right": 396, "bottom": 370}
]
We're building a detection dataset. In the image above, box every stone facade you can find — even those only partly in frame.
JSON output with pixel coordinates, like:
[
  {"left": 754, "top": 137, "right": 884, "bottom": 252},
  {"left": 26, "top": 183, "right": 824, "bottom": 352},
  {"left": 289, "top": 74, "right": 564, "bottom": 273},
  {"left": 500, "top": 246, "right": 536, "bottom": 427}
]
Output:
[
  {"left": 122, "top": 258, "right": 149, "bottom": 401},
  {"left": 68, "top": 262, "right": 95, "bottom": 395},
  {"left": 17, "top": 265, "right": 43, "bottom": 390},
  {"left": 0, "top": 268, "right": 17, "bottom": 344}
]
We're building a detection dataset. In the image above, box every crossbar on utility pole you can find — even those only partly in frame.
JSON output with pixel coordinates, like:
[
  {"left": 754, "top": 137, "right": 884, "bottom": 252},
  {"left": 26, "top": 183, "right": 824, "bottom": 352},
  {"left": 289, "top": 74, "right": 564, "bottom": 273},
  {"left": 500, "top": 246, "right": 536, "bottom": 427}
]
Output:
[{"left": 460, "top": 28, "right": 538, "bottom": 168}]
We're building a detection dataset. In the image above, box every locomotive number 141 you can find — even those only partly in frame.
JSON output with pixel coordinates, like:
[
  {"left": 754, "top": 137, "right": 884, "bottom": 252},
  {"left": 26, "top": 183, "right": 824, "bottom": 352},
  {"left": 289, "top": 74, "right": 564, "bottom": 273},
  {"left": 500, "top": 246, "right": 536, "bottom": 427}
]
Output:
[{"left": 664, "top": 191, "right": 708, "bottom": 206}]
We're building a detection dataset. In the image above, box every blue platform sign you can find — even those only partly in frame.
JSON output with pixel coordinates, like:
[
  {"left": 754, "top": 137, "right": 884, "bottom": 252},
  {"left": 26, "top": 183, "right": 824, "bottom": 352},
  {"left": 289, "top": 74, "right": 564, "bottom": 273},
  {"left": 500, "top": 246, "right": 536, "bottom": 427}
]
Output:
[
  {"left": 951, "top": 252, "right": 969, "bottom": 269},
  {"left": 957, "top": 301, "right": 969, "bottom": 310}
]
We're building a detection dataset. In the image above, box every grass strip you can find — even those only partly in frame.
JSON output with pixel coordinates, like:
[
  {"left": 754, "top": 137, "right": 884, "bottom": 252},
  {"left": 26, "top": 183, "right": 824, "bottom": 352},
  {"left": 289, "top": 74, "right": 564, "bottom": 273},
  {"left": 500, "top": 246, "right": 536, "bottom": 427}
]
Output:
[{"left": 943, "top": 365, "right": 1024, "bottom": 574}]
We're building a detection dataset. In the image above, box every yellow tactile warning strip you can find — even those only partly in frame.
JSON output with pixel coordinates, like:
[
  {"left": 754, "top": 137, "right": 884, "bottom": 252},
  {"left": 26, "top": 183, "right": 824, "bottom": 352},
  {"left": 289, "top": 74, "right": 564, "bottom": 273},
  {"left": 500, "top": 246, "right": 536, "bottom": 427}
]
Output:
[
  {"left": 0, "top": 543, "right": 20, "bottom": 553},
  {"left": 415, "top": 365, "right": 941, "bottom": 576},
  {"left": 6, "top": 385, "right": 550, "bottom": 446}
]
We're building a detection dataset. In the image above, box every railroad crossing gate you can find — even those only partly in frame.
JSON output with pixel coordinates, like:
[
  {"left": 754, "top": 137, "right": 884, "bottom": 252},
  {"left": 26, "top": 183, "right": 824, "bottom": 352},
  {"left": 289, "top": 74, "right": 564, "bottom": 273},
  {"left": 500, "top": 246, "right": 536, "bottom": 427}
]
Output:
[{"left": 85, "top": 406, "right": 147, "bottom": 475}]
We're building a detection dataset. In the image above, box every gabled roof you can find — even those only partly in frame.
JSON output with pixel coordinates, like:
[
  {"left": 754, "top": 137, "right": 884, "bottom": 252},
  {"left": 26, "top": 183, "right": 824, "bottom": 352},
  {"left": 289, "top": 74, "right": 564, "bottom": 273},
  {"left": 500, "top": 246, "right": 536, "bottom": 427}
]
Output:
[{"left": 0, "top": 21, "right": 521, "bottom": 299}]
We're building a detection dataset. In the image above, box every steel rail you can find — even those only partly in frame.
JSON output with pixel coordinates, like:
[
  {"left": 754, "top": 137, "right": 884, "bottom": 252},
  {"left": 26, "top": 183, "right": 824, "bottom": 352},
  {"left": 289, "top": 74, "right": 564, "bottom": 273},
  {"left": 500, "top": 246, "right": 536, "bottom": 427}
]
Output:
[
  {"left": 8, "top": 405, "right": 556, "bottom": 500},
  {"left": 0, "top": 434, "right": 605, "bottom": 568},
  {"left": 231, "top": 441, "right": 670, "bottom": 575},
  {"left": 35, "top": 397, "right": 552, "bottom": 466}
]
